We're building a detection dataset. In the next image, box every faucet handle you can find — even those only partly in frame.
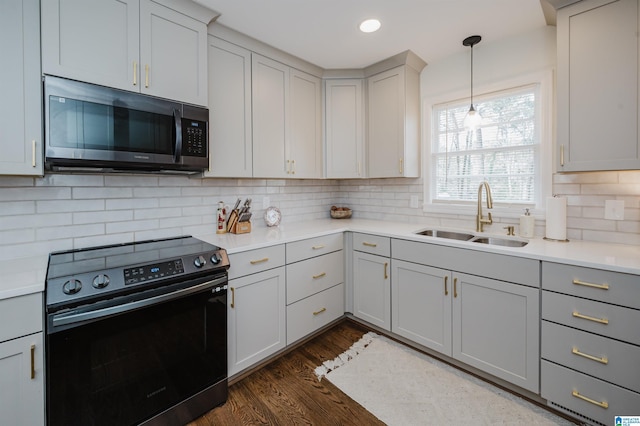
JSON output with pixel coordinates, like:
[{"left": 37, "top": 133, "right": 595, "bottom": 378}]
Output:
[{"left": 504, "top": 226, "right": 515, "bottom": 236}]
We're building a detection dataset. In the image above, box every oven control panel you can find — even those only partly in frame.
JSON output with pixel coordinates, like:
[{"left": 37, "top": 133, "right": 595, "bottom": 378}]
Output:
[{"left": 124, "top": 259, "right": 185, "bottom": 285}]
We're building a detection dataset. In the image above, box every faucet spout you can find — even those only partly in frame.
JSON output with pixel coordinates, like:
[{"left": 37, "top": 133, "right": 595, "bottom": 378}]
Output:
[{"left": 476, "top": 181, "right": 493, "bottom": 232}]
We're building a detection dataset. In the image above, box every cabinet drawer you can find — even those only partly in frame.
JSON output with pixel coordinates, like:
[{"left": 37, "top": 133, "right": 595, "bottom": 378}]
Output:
[
  {"left": 392, "top": 238, "right": 539, "bottom": 287},
  {"left": 542, "top": 291, "right": 640, "bottom": 345},
  {"left": 286, "top": 283, "right": 344, "bottom": 345},
  {"left": 0, "top": 293, "right": 42, "bottom": 343},
  {"left": 228, "top": 245, "right": 285, "bottom": 280},
  {"left": 542, "top": 321, "right": 640, "bottom": 393},
  {"left": 286, "top": 250, "right": 344, "bottom": 305},
  {"left": 542, "top": 262, "right": 640, "bottom": 309},
  {"left": 353, "top": 233, "right": 390, "bottom": 257},
  {"left": 286, "top": 233, "right": 343, "bottom": 264},
  {"left": 541, "top": 360, "right": 640, "bottom": 426}
]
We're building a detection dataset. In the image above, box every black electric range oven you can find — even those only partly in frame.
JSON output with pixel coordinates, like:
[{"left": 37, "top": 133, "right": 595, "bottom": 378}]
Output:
[{"left": 44, "top": 236, "right": 229, "bottom": 426}]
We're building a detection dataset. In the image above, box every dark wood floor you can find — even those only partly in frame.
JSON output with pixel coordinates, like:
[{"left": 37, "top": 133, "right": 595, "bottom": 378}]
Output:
[{"left": 189, "top": 319, "right": 384, "bottom": 425}]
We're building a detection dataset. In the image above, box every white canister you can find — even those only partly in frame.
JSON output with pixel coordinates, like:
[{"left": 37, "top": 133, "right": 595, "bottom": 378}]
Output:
[{"left": 519, "top": 208, "right": 535, "bottom": 238}]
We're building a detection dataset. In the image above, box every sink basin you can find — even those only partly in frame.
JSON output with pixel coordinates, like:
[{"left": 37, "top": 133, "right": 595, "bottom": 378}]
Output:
[
  {"left": 415, "top": 229, "right": 474, "bottom": 241},
  {"left": 470, "top": 237, "right": 528, "bottom": 247}
]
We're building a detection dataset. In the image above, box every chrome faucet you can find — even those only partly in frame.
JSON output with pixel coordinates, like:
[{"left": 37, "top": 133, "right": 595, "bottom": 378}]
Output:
[{"left": 476, "top": 181, "right": 493, "bottom": 232}]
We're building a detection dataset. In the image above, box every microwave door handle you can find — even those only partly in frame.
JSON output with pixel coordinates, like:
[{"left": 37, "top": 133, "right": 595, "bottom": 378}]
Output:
[{"left": 173, "top": 108, "right": 183, "bottom": 163}]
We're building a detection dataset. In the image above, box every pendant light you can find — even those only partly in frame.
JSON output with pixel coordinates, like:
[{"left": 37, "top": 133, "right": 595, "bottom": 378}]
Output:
[{"left": 463, "top": 35, "right": 482, "bottom": 131}]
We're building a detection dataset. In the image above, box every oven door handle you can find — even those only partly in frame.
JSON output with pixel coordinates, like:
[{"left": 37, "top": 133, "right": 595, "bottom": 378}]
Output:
[{"left": 51, "top": 276, "right": 226, "bottom": 329}]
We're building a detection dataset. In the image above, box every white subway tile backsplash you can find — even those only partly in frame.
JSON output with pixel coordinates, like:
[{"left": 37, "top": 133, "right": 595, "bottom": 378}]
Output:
[
  {"left": 106, "top": 219, "right": 159, "bottom": 234},
  {"left": 106, "top": 198, "right": 159, "bottom": 210},
  {"left": 72, "top": 187, "right": 132, "bottom": 199},
  {"left": 37, "top": 224, "right": 104, "bottom": 241},
  {"left": 134, "top": 207, "right": 182, "bottom": 220},
  {"left": 0, "top": 201, "right": 35, "bottom": 216},
  {"left": 37, "top": 199, "right": 105, "bottom": 213},
  {"left": 74, "top": 210, "right": 133, "bottom": 225}
]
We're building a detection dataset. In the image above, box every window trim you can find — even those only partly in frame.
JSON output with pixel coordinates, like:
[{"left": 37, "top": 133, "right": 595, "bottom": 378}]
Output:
[{"left": 422, "top": 70, "right": 554, "bottom": 219}]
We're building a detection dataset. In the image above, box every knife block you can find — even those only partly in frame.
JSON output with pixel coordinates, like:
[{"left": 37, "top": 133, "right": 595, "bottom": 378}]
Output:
[{"left": 230, "top": 220, "right": 251, "bottom": 234}]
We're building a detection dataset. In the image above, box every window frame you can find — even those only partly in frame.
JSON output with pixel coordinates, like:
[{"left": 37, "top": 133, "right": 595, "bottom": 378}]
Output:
[{"left": 422, "top": 70, "right": 553, "bottom": 219}]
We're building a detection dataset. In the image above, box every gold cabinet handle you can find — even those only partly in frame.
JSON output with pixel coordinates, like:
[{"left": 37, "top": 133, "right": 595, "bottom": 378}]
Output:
[
  {"left": 454, "top": 277, "right": 458, "bottom": 298},
  {"left": 230, "top": 287, "right": 235, "bottom": 308},
  {"left": 31, "top": 140, "right": 36, "bottom": 167},
  {"left": 311, "top": 245, "right": 325, "bottom": 250},
  {"left": 573, "top": 279, "right": 609, "bottom": 291},
  {"left": 572, "top": 347, "right": 608, "bottom": 365},
  {"left": 444, "top": 276, "right": 448, "bottom": 296},
  {"left": 384, "top": 262, "right": 388, "bottom": 279},
  {"left": 145, "top": 64, "right": 149, "bottom": 88},
  {"left": 573, "top": 311, "right": 609, "bottom": 325},
  {"left": 312, "top": 272, "right": 326, "bottom": 279},
  {"left": 571, "top": 390, "right": 608, "bottom": 409},
  {"left": 30, "top": 344, "right": 35, "bottom": 379},
  {"left": 362, "top": 242, "right": 377, "bottom": 247},
  {"left": 250, "top": 257, "right": 269, "bottom": 265},
  {"left": 313, "top": 307, "right": 327, "bottom": 316},
  {"left": 133, "top": 61, "right": 137, "bottom": 86},
  {"left": 286, "top": 159, "right": 291, "bottom": 174},
  {"left": 291, "top": 160, "right": 295, "bottom": 175},
  {"left": 560, "top": 144, "right": 565, "bottom": 167},
  {"left": 399, "top": 158, "right": 403, "bottom": 175}
]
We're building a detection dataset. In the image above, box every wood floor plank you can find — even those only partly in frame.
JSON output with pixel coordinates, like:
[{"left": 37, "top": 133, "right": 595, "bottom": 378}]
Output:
[{"left": 189, "top": 319, "right": 382, "bottom": 425}]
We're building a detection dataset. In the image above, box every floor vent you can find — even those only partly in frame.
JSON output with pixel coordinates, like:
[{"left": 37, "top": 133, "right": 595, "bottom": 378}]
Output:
[{"left": 548, "top": 401, "right": 605, "bottom": 426}]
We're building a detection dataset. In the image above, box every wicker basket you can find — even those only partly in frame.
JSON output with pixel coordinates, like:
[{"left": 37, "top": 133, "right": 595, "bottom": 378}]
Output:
[{"left": 330, "top": 208, "right": 352, "bottom": 219}]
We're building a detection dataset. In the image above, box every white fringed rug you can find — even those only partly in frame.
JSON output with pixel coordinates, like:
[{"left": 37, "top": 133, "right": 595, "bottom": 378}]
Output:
[{"left": 315, "top": 332, "right": 574, "bottom": 425}]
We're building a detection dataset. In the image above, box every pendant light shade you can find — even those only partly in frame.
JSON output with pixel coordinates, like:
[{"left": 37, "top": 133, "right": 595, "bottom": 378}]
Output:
[{"left": 463, "top": 35, "right": 482, "bottom": 131}]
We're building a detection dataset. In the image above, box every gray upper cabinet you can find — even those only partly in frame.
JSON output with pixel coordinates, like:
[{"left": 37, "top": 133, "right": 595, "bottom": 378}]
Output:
[
  {"left": 41, "top": 0, "right": 213, "bottom": 106},
  {"left": 556, "top": 0, "right": 640, "bottom": 171},
  {"left": 0, "top": 0, "right": 43, "bottom": 176},
  {"left": 205, "top": 36, "right": 253, "bottom": 178}
]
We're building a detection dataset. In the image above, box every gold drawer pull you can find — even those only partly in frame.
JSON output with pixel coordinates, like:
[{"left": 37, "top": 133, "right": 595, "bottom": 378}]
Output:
[
  {"left": 250, "top": 257, "right": 269, "bottom": 265},
  {"left": 362, "top": 242, "right": 377, "bottom": 247},
  {"left": 454, "top": 277, "right": 458, "bottom": 298},
  {"left": 572, "top": 347, "right": 608, "bottom": 364},
  {"left": 444, "top": 276, "right": 448, "bottom": 296},
  {"left": 573, "top": 311, "right": 609, "bottom": 325},
  {"left": 313, "top": 307, "right": 327, "bottom": 316},
  {"left": 384, "top": 262, "right": 388, "bottom": 279},
  {"left": 572, "top": 390, "right": 609, "bottom": 409},
  {"left": 30, "top": 344, "right": 35, "bottom": 379},
  {"left": 312, "top": 272, "right": 326, "bottom": 279},
  {"left": 230, "top": 287, "right": 235, "bottom": 308},
  {"left": 312, "top": 245, "right": 325, "bottom": 250},
  {"left": 573, "top": 279, "right": 609, "bottom": 290}
]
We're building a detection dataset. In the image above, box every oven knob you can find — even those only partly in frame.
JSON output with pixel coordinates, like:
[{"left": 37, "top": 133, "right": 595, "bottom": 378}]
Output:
[
  {"left": 62, "top": 279, "right": 82, "bottom": 295},
  {"left": 194, "top": 255, "right": 206, "bottom": 268},
  {"left": 210, "top": 253, "right": 220, "bottom": 264},
  {"left": 92, "top": 274, "right": 110, "bottom": 289}
]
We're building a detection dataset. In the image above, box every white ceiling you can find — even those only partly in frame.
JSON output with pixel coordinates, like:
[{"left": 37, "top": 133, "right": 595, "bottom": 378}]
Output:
[{"left": 194, "top": 0, "right": 550, "bottom": 70}]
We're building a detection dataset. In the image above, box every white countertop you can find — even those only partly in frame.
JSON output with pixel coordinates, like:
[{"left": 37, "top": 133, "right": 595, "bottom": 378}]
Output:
[{"left": 3, "top": 218, "right": 639, "bottom": 301}]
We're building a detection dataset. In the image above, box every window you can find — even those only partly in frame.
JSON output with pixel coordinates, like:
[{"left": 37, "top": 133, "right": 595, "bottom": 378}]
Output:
[{"left": 425, "top": 72, "right": 552, "bottom": 216}]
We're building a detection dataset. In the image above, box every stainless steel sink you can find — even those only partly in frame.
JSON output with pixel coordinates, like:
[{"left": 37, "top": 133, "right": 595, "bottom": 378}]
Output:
[
  {"left": 415, "top": 229, "right": 474, "bottom": 241},
  {"left": 470, "top": 237, "right": 528, "bottom": 247}
]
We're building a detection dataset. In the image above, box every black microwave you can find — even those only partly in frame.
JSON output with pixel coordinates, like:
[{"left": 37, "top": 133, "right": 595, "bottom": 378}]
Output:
[{"left": 44, "top": 75, "right": 209, "bottom": 174}]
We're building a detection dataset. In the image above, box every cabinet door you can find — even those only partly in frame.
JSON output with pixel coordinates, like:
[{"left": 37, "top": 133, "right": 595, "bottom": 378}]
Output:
[
  {"left": 289, "top": 69, "right": 322, "bottom": 178},
  {"left": 139, "top": 0, "right": 208, "bottom": 106},
  {"left": 352, "top": 251, "right": 390, "bottom": 330},
  {"left": 557, "top": 0, "right": 640, "bottom": 171},
  {"left": 0, "top": 0, "right": 42, "bottom": 176},
  {"left": 368, "top": 67, "right": 404, "bottom": 178},
  {"left": 452, "top": 273, "right": 540, "bottom": 393},
  {"left": 205, "top": 36, "right": 252, "bottom": 177},
  {"left": 391, "top": 260, "right": 452, "bottom": 355},
  {"left": 228, "top": 267, "right": 286, "bottom": 376},
  {"left": 252, "top": 54, "right": 289, "bottom": 178},
  {"left": 0, "top": 333, "right": 44, "bottom": 426},
  {"left": 41, "top": 0, "right": 139, "bottom": 92},
  {"left": 325, "top": 79, "right": 365, "bottom": 178}
]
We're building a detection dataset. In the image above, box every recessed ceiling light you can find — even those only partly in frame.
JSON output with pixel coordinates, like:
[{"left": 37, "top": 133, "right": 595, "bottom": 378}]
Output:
[{"left": 359, "top": 19, "right": 381, "bottom": 33}]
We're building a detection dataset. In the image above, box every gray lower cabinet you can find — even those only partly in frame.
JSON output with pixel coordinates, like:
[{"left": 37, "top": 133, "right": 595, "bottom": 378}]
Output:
[
  {"left": 0, "top": 293, "right": 44, "bottom": 425},
  {"left": 391, "top": 239, "right": 540, "bottom": 394},
  {"left": 352, "top": 233, "right": 391, "bottom": 330},
  {"left": 541, "top": 261, "right": 640, "bottom": 425}
]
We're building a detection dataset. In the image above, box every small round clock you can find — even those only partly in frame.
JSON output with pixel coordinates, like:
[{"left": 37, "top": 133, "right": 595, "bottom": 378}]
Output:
[{"left": 264, "top": 206, "right": 281, "bottom": 227}]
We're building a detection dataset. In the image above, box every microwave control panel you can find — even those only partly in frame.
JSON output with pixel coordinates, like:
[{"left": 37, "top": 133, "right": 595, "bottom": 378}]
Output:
[{"left": 182, "top": 119, "right": 207, "bottom": 157}]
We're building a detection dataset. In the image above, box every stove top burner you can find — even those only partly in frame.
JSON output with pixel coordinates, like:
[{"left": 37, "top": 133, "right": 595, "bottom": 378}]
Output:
[{"left": 46, "top": 236, "right": 229, "bottom": 311}]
